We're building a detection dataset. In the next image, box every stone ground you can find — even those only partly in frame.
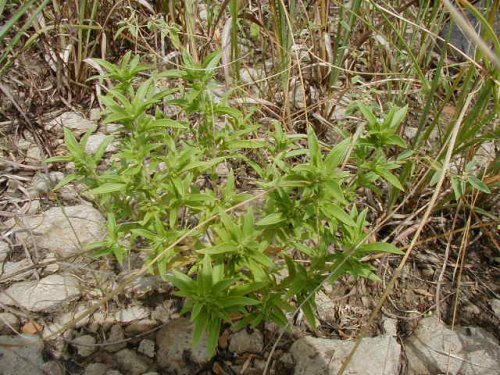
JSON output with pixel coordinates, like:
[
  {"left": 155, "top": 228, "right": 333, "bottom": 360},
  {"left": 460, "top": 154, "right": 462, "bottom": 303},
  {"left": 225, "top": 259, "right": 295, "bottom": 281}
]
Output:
[{"left": 0, "top": 110, "right": 498, "bottom": 374}]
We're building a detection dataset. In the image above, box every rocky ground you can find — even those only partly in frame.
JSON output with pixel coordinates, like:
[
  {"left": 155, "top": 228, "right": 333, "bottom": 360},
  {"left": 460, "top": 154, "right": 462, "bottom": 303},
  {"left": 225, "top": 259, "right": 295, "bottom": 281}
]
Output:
[{"left": 0, "top": 110, "right": 499, "bottom": 374}]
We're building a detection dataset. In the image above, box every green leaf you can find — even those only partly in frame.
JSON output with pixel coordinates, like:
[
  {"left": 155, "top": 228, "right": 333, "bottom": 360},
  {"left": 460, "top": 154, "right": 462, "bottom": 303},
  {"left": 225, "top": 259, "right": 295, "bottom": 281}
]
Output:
[
  {"left": 467, "top": 176, "right": 491, "bottom": 194},
  {"left": 376, "top": 168, "right": 404, "bottom": 191},
  {"left": 45, "top": 155, "right": 72, "bottom": 163},
  {"left": 150, "top": 118, "right": 188, "bottom": 129},
  {"left": 218, "top": 296, "right": 260, "bottom": 308},
  {"left": 199, "top": 244, "right": 236, "bottom": 255},
  {"left": 167, "top": 270, "right": 195, "bottom": 292},
  {"left": 307, "top": 128, "right": 321, "bottom": 166},
  {"left": 358, "top": 102, "right": 378, "bottom": 127},
  {"left": 323, "top": 203, "right": 357, "bottom": 227},
  {"left": 64, "top": 128, "right": 83, "bottom": 157},
  {"left": 389, "top": 105, "right": 408, "bottom": 129},
  {"left": 227, "top": 140, "right": 267, "bottom": 149},
  {"left": 325, "top": 138, "right": 350, "bottom": 169},
  {"left": 88, "top": 183, "right": 126, "bottom": 195},
  {"left": 256, "top": 213, "right": 285, "bottom": 226},
  {"left": 52, "top": 174, "right": 78, "bottom": 191},
  {"left": 358, "top": 242, "right": 404, "bottom": 255}
]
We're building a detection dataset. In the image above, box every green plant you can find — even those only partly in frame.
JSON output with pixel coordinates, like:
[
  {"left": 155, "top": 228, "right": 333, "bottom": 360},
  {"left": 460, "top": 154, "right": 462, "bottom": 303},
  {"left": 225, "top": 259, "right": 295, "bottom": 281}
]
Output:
[{"left": 47, "top": 52, "right": 430, "bottom": 357}]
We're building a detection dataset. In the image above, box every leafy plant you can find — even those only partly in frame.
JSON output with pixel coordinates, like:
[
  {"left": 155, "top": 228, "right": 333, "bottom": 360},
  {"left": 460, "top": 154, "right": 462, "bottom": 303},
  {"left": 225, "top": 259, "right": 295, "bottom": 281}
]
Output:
[{"left": 48, "top": 52, "right": 410, "bottom": 357}]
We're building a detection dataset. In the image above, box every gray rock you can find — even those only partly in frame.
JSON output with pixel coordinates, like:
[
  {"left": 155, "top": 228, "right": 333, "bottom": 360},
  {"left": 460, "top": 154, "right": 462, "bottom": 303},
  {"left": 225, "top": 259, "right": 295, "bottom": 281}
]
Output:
[
  {"left": 29, "top": 172, "right": 64, "bottom": 196},
  {"left": 381, "top": 317, "right": 398, "bottom": 337},
  {"left": 47, "top": 111, "right": 96, "bottom": 135},
  {"left": 105, "top": 325, "right": 127, "bottom": 352},
  {"left": 84, "top": 363, "right": 109, "bottom": 375},
  {"left": 72, "top": 334, "right": 97, "bottom": 357},
  {"left": 0, "top": 240, "right": 10, "bottom": 262},
  {"left": 84, "top": 133, "right": 116, "bottom": 155},
  {"left": 405, "top": 317, "right": 500, "bottom": 374},
  {"left": 41, "top": 361, "right": 64, "bottom": 375},
  {"left": 89, "top": 108, "right": 101, "bottom": 122},
  {"left": 105, "top": 371, "right": 123, "bottom": 375},
  {"left": 316, "top": 291, "right": 336, "bottom": 324},
  {"left": 0, "top": 312, "right": 20, "bottom": 334},
  {"left": 229, "top": 329, "right": 264, "bottom": 354},
  {"left": 156, "top": 317, "right": 211, "bottom": 374},
  {"left": 0, "top": 335, "right": 44, "bottom": 375},
  {"left": 0, "top": 274, "right": 81, "bottom": 312},
  {"left": 138, "top": 339, "right": 155, "bottom": 358},
  {"left": 290, "top": 335, "right": 401, "bottom": 375},
  {"left": 0, "top": 259, "right": 33, "bottom": 281},
  {"left": 114, "top": 306, "right": 149, "bottom": 323},
  {"left": 14, "top": 204, "right": 106, "bottom": 256},
  {"left": 124, "top": 319, "right": 157, "bottom": 335},
  {"left": 114, "top": 349, "right": 151, "bottom": 375},
  {"left": 102, "top": 123, "right": 123, "bottom": 134},
  {"left": 491, "top": 299, "right": 500, "bottom": 319}
]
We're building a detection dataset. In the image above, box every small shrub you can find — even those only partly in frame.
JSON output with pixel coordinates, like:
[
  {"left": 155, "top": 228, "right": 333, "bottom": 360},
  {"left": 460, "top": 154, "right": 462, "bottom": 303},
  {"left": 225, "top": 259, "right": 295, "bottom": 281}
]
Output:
[{"left": 48, "top": 52, "right": 408, "bottom": 356}]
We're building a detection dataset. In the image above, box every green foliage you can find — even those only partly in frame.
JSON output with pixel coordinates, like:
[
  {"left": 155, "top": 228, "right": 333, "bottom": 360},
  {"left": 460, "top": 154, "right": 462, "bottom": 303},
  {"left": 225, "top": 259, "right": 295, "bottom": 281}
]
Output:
[{"left": 48, "top": 52, "right": 409, "bottom": 357}]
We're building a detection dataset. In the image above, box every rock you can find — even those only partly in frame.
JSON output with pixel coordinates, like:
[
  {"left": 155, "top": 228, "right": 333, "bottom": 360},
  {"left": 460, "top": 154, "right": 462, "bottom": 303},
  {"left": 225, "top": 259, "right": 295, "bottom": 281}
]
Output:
[
  {"left": 151, "top": 302, "right": 173, "bottom": 323},
  {"left": 290, "top": 78, "right": 318, "bottom": 109},
  {"left": 84, "top": 133, "right": 117, "bottom": 155},
  {"left": 21, "top": 321, "right": 44, "bottom": 335},
  {"left": 114, "top": 349, "right": 151, "bottom": 375},
  {"left": 156, "top": 317, "right": 211, "bottom": 374},
  {"left": 43, "top": 304, "right": 90, "bottom": 339},
  {"left": 41, "top": 361, "right": 64, "bottom": 375},
  {"left": 105, "top": 371, "right": 123, "bottom": 375},
  {"left": 42, "top": 253, "right": 60, "bottom": 274},
  {"left": 125, "top": 276, "right": 168, "bottom": 298},
  {"left": 102, "top": 123, "right": 123, "bottom": 135},
  {"left": 0, "top": 240, "right": 9, "bottom": 262},
  {"left": 138, "top": 339, "right": 155, "bottom": 358},
  {"left": 229, "top": 328, "right": 264, "bottom": 354},
  {"left": 14, "top": 204, "right": 106, "bottom": 256},
  {"left": 491, "top": 299, "right": 500, "bottom": 319},
  {"left": 105, "top": 325, "right": 127, "bottom": 352},
  {"left": 0, "top": 259, "right": 33, "bottom": 281},
  {"left": 381, "top": 317, "right": 398, "bottom": 336},
  {"left": 72, "top": 334, "right": 97, "bottom": 357},
  {"left": 316, "top": 291, "right": 336, "bottom": 324},
  {"left": 0, "top": 312, "right": 20, "bottom": 334},
  {"left": 35, "top": 172, "right": 65, "bottom": 196},
  {"left": 405, "top": 317, "right": 500, "bottom": 375},
  {"left": 47, "top": 111, "right": 96, "bottom": 135},
  {"left": 290, "top": 335, "right": 401, "bottom": 375},
  {"left": 84, "top": 363, "right": 109, "bottom": 375},
  {"left": 89, "top": 108, "right": 101, "bottom": 122},
  {"left": 0, "top": 274, "right": 81, "bottom": 312},
  {"left": 114, "top": 306, "right": 149, "bottom": 323},
  {"left": 0, "top": 335, "right": 44, "bottom": 375},
  {"left": 124, "top": 319, "right": 157, "bottom": 335}
]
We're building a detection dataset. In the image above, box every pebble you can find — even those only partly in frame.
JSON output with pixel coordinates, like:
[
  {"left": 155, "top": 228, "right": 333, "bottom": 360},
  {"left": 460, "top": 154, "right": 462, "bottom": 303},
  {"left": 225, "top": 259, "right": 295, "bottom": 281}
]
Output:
[
  {"left": 72, "top": 334, "right": 97, "bottom": 357},
  {"left": 0, "top": 312, "right": 20, "bottom": 334},
  {"left": 114, "top": 306, "right": 149, "bottom": 323},
  {"left": 104, "top": 325, "right": 127, "bottom": 353},
  {"left": 138, "top": 338, "right": 155, "bottom": 358},
  {"left": 229, "top": 328, "right": 264, "bottom": 354},
  {"left": 114, "top": 348, "right": 151, "bottom": 375},
  {"left": 156, "top": 317, "right": 211, "bottom": 374},
  {"left": 84, "top": 363, "right": 109, "bottom": 375}
]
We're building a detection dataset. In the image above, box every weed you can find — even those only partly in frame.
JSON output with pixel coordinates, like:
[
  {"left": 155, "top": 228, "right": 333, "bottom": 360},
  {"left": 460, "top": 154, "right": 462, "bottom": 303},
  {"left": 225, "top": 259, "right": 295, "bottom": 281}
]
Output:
[{"left": 47, "top": 52, "right": 413, "bottom": 356}]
